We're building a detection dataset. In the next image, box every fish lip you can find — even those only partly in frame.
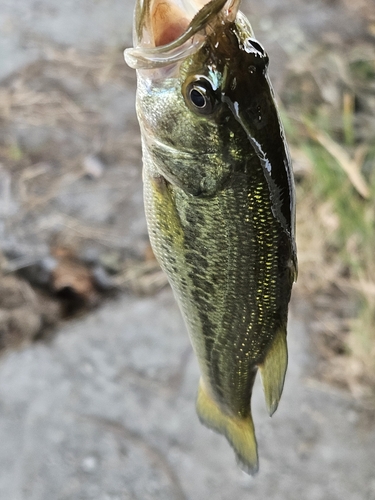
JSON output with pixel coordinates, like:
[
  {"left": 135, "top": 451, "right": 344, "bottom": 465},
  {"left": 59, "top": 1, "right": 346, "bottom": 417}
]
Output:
[
  {"left": 124, "top": 0, "right": 240, "bottom": 70},
  {"left": 124, "top": 35, "right": 205, "bottom": 70}
]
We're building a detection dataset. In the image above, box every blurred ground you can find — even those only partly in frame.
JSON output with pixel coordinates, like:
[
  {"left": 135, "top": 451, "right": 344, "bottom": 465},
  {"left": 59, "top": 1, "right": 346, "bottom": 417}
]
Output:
[{"left": 0, "top": 0, "right": 375, "bottom": 498}]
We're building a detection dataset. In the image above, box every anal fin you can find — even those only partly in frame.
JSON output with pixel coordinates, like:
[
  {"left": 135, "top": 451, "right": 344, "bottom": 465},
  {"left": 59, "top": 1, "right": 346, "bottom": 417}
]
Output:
[
  {"left": 259, "top": 326, "right": 288, "bottom": 416},
  {"left": 196, "top": 380, "right": 258, "bottom": 475}
]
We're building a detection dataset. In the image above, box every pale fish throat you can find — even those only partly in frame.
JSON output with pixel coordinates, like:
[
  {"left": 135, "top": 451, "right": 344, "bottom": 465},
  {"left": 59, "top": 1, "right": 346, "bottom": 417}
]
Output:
[{"left": 124, "top": 0, "right": 240, "bottom": 70}]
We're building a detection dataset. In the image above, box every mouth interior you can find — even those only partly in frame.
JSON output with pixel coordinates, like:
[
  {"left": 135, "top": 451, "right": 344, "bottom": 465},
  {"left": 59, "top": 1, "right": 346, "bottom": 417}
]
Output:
[
  {"left": 149, "top": 0, "right": 208, "bottom": 47},
  {"left": 151, "top": 0, "right": 189, "bottom": 46}
]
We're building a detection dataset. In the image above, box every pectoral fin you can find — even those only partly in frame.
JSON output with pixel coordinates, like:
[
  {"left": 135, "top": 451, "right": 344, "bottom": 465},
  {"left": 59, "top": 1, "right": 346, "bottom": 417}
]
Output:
[
  {"left": 259, "top": 326, "right": 288, "bottom": 416},
  {"left": 196, "top": 380, "right": 259, "bottom": 475}
]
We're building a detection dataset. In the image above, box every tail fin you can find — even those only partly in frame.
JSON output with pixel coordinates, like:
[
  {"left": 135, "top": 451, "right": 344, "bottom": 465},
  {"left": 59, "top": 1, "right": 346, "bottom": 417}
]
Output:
[
  {"left": 196, "top": 380, "right": 258, "bottom": 475},
  {"left": 259, "top": 326, "right": 288, "bottom": 416}
]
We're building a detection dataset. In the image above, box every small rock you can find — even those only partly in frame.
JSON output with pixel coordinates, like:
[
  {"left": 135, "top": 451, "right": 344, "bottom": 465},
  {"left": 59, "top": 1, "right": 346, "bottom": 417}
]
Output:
[
  {"left": 99, "top": 251, "right": 123, "bottom": 274},
  {"left": 18, "top": 257, "right": 58, "bottom": 288},
  {"left": 92, "top": 265, "right": 115, "bottom": 291},
  {"left": 0, "top": 305, "right": 41, "bottom": 349},
  {"left": 0, "top": 165, "right": 18, "bottom": 216},
  {"left": 0, "top": 275, "right": 30, "bottom": 309},
  {"left": 82, "top": 155, "right": 105, "bottom": 179},
  {"left": 81, "top": 455, "right": 98, "bottom": 473},
  {"left": 79, "top": 246, "right": 101, "bottom": 266}
]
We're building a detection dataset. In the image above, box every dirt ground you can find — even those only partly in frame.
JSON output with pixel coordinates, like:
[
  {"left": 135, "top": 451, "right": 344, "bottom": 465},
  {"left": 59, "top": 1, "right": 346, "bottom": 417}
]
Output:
[{"left": 0, "top": 0, "right": 374, "bottom": 498}]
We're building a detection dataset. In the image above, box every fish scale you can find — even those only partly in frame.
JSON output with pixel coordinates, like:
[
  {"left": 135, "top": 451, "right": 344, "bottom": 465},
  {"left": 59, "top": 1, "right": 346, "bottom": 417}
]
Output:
[
  {"left": 208, "top": 177, "right": 280, "bottom": 412},
  {"left": 145, "top": 152, "right": 282, "bottom": 408}
]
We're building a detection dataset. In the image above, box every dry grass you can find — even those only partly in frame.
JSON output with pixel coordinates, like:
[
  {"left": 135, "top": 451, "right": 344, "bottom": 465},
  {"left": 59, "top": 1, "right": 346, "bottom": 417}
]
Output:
[
  {"left": 0, "top": 46, "right": 132, "bottom": 131},
  {"left": 284, "top": 29, "right": 375, "bottom": 400}
]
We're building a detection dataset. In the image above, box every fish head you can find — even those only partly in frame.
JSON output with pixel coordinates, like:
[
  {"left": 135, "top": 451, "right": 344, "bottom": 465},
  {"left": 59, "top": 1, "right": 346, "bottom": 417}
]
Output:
[
  {"left": 125, "top": 0, "right": 253, "bottom": 197},
  {"left": 125, "top": 0, "right": 295, "bottom": 238}
]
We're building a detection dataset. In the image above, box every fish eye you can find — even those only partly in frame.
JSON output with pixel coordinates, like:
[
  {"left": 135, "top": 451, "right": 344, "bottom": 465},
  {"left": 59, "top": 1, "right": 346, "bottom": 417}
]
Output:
[{"left": 183, "top": 78, "right": 216, "bottom": 115}]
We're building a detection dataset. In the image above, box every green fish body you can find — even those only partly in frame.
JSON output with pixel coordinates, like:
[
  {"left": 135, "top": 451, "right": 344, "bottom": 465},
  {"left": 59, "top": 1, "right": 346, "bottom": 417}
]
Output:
[{"left": 125, "top": 0, "right": 297, "bottom": 474}]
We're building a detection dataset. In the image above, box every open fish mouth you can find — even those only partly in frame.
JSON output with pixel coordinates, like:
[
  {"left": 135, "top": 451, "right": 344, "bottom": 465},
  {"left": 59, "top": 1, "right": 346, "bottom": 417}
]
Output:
[{"left": 124, "top": 0, "right": 239, "bottom": 69}]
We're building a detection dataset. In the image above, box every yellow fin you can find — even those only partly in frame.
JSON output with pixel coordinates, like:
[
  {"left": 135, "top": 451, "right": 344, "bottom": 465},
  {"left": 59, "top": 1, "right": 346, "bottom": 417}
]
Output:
[
  {"left": 259, "top": 326, "right": 288, "bottom": 416},
  {"left": 196, "top": 380, "right": 258, "bottom": 475}
]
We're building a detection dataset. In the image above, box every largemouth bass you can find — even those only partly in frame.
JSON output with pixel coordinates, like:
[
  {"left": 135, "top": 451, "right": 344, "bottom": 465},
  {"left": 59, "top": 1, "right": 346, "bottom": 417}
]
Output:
[{"left": 125, "top": 0, "right": 297, "bottom": 474}]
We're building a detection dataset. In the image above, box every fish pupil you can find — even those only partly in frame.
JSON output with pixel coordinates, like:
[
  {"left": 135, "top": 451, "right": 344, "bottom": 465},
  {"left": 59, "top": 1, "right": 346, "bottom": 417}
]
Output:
[
  {"left": 190, "top": 88, "right": 206, "bottom": 108},
  {"left": 184, "top": 78, "right": 216, "bottom": 115}
]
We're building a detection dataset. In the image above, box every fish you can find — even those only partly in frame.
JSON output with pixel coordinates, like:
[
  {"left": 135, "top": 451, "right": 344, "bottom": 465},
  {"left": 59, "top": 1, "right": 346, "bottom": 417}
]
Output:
[{"left": 125, "top": 0, "right": 297, "bottom": 474}]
